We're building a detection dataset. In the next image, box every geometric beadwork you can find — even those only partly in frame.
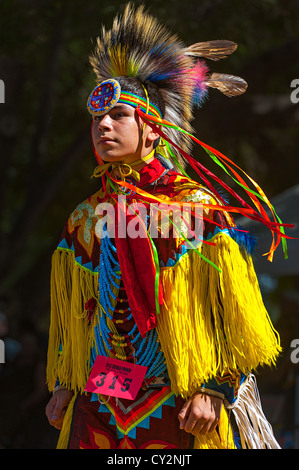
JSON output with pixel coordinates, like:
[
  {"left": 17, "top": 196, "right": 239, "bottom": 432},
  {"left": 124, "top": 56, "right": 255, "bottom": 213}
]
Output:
[
  {"left": 87, "top": 79, "right": 121, "bottom": 116},
  {"left": 92, "top": 387, "right": 176, "bottom": 439}
]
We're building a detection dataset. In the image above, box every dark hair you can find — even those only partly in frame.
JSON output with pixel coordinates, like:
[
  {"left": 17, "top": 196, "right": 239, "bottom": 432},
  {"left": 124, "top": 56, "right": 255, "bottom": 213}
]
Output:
[
  {"left": 115, "top": 76, "right": 165, "bottom": 118},
  {"left": 115, "top": 76, "right": 164, "bottom": 149}
]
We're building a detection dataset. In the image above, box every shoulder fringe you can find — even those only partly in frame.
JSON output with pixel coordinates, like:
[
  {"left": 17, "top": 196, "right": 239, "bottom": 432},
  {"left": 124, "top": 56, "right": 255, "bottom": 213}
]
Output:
[
  {"left": 226, "top": 374, "right": 281, "bottom": 449},
  {"left": 46, "top": 249, "right": 98, "bottom": 393},
  {"left": 156, "top": 232, "right": 281, "bottom": 399}
]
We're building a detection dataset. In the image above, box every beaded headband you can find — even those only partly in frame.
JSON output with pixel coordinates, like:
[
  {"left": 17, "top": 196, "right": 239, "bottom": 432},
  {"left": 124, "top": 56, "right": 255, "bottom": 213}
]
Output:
[{"left": 87, "top": 78, "right": 163, "bottom": 119}]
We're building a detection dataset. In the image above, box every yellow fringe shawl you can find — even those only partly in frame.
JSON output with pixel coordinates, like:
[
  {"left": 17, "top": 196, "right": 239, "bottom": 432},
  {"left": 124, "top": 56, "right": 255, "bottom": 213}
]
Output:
[
  {"left": 156, "top": 232, "right": 281, "bottom": 399},
  {"left": 46, "top": 232, "right": 281, "bottom": 449},
  {"left": 46, "top": 249, "right": 98, "bottom": 393},
  {"left": 47, "top": 248, "right": 128, "bottom": 393}
]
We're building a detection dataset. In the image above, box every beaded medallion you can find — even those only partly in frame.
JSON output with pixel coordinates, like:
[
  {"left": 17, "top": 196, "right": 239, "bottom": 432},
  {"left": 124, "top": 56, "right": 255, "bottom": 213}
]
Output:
[{"left": 87, "top": 79, "right": 121, "bottom": 116}]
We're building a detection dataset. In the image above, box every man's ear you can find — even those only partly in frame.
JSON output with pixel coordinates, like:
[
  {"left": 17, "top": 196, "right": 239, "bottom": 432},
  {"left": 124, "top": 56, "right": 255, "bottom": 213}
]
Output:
[{"left": 146, "top": 127, "right": 160, "bottom": 144}]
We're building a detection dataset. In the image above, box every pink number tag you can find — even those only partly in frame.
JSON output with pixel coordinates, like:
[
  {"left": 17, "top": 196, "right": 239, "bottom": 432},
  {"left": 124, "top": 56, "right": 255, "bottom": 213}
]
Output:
[{"left": 84, "top": 355, "right": 148, "bottom": 400}]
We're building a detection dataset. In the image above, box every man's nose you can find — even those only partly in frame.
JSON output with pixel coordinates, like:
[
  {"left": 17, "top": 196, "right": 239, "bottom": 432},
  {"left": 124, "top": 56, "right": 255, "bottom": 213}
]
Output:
[{"left": 97, "top": 114, "right": 113, "bottom": 131}]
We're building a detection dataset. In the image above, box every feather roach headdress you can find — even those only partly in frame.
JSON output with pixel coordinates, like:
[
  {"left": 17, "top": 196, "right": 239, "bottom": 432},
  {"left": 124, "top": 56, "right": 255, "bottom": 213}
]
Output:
[
  {"left": 87, "top": 3, "right": 293, "bottom": 262},
  {"left": 88, "top": 3, "right": 247, "bottom": 167}
]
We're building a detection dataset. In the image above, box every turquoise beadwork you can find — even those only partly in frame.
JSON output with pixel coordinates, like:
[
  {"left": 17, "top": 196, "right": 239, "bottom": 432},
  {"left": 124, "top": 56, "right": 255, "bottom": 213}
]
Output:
[{"left": 90, "top": 223, "right": 167, "bottom": 382}]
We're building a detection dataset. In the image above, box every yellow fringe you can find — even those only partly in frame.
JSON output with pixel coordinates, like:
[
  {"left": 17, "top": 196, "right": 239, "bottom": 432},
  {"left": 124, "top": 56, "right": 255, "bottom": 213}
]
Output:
[
  {"left": 46, "top": 249, "right": 99, "bottom": 393},
  {"left": 56, "top": 393, "right": 77, "bottom": 449},
  {"left": 194, "top": 406, "right": 236, "bottom": 449},
  {"left": 157, "top": 232, "right": 281, "bottom": 399},
  {"left": 47, "top": 234, "right": 280, "bottom": 450}
]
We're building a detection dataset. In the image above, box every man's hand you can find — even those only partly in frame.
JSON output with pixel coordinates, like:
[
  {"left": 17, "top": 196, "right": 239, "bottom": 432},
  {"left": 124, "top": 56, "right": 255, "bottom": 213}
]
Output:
[
  {"left": 45, "top": 389, "right": 74, "bottom": 430},
  {"left": 178, "top": 393, "right": 222, "bottom": 435}
]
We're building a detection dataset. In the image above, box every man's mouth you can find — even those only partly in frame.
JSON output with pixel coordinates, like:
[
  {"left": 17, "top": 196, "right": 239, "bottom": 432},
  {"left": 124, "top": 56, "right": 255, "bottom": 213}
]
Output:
[{"left": 98, "top": 136, "right": 114, "bottom": 144}]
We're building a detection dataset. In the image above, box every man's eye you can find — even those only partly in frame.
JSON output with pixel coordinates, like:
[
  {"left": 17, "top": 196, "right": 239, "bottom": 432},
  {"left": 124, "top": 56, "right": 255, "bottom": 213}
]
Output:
[{"left": 114, "top": 113, "right": 125, "bottom": 119}]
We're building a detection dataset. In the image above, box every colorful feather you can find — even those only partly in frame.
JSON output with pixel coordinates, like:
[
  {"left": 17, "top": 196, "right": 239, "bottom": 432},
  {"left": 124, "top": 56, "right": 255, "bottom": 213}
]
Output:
[
  {"left": 206, "top": 73, "right": 248, "bottom": 97},
  {"left": 183, "top": 40, "right": 238, "bottom": 61}
]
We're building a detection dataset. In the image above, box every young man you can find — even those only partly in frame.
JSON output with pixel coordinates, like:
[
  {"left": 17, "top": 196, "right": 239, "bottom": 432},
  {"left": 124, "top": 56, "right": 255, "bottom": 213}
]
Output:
[
  {"left": 46, "top": 89, "right": 222, "bottom": 444},
  {"left": 46, "top": 5, "right": 284, "bottom": 449}
]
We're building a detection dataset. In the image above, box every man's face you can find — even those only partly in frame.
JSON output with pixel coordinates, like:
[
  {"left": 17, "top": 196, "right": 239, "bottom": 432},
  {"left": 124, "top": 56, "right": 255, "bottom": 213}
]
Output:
[{"left": 91, "top": 103, "right": 154, "bottom": 163}]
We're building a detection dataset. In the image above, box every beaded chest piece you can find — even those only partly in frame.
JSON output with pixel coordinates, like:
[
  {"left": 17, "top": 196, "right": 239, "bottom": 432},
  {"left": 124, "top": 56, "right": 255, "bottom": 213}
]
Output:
[{"left": 90, "top": 223, "right": 168, "bottom": 387}]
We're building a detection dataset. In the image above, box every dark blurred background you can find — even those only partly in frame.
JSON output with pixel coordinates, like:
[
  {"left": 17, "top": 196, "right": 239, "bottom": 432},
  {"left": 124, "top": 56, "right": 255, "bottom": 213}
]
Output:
[{"left": 0, "top": 0, "right": 298, "bottom": 449}]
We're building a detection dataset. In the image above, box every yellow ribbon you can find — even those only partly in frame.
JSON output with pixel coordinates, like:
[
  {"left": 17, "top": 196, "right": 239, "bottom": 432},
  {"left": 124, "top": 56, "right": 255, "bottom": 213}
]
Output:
[
  {"left": 92, "top": 161, "right": 141, "bottom": 182},
  {"left": 92, "top": 149, "right": 156, "bottom": 187}
]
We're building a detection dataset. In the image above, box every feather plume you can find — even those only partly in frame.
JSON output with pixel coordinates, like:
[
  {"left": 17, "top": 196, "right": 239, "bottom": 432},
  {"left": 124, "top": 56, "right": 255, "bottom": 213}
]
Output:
[
  {"left": 184, "top": 40, "right": 238, "bottom": 61},
  {"left": 89, "top": 3, "right": 208, "bottom": 167},
  {"left": 206, "top": 73, "right": 248, "bottom": 97},
  {"left": 89, "top": 3, "right": 247, "bottom": 168}
]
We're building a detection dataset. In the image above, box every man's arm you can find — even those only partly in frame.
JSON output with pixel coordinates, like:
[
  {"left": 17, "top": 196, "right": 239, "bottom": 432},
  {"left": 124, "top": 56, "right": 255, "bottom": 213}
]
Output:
[
  {"left": 45, "top": 389, "right": 74, "bottom": 430},
  {"left": 178, "top": 393, "right": 222, "bottom": 435}
]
